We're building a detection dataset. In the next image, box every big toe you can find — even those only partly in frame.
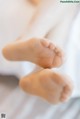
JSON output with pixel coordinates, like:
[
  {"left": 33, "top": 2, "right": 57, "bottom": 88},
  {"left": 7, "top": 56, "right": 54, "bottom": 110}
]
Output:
[
  {"left": 52, "top": 47, "right": 65, "bottom": 67},
  {"left": 60, "top": 82, "right": 74, "bottom": 102}
]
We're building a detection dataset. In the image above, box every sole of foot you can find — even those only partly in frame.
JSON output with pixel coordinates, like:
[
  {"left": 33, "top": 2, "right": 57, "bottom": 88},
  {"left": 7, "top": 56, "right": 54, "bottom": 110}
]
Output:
[
  {"left": 2, "top": 38, "right": 65, "bottom": 68},
  {"left": 19, "top": 69, "right": 74, "bottom": 104}
]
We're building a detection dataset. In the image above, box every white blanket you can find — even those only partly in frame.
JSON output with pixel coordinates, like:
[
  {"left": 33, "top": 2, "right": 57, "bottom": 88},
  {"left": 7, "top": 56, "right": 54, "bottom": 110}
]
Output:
[{"left": 0, "top": 0, "right": 80, "bottom": 97}]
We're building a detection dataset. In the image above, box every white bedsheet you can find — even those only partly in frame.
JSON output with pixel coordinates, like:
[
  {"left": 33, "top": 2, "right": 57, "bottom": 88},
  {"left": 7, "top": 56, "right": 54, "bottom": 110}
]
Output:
[{"left": 0, "top": 0, "right": 80, "bottom": 98}]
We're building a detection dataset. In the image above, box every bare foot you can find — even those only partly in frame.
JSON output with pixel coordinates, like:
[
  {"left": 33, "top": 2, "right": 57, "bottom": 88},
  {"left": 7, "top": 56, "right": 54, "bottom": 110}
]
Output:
[
  {"left": 19, "top": 69, "right": 74, "bottom": 104},
  {"left": 2, "top": 38, "right": 64, "bottom": 68},
  {"left": 30, "top": 0, "right": 40, "bottom": 5}
]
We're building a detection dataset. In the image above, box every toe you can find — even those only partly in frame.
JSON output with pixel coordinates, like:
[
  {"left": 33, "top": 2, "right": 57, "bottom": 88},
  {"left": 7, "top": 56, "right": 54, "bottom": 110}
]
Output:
[
  {"left": 52, "top": 47, "right": 65, "bottom": 67},
  {"left": 60, "top": 93, "right": 69, "bottom": 102},
  {"left": 52, "top": 55, "right": 63, "bottom": 67},
  {"left": 41, "top": 39, "right": 55, "bottom": 50},
  {"left": 60, "top": 84, "right": 73, "bottom": 102},
  {"left": 41, "top": 39, "right": 50, "bottom": 47},
  {"left": 54, "top": 47, "right": 64, "bottom": 57},
  {"left": 48, "top": 43, "right": 55, "bottom": 50},
  {"left": 64, "top": 85, "right": 72, "bottom": 94}
]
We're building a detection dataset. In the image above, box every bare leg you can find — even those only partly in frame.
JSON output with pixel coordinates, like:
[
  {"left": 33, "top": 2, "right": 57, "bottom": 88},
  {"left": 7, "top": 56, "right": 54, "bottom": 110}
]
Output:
[{"left": 22, "top": 0, "right": 78, "bottom": 40}]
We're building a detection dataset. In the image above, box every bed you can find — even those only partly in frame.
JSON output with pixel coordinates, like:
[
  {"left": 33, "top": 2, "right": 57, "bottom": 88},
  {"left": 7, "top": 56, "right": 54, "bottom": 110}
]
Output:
[{"left": 0, "top": 75, "right": 80, "bottom": 119}]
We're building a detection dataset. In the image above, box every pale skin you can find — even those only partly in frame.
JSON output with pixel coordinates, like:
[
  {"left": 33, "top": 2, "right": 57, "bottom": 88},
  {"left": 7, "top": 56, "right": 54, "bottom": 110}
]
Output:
[
  {"left": 30, "top": 0, "right": 40, "bottom": 5},
  {"left": 19, "top": 69, "right": 73, "bottom": 104},
  {"left": 2, "top": 38, "right": 74, "bottom": 104},
  {"left": 3, "top": 38, "right": 64, "bottom": 68},
  {"left": 2, "top": 0, "right": 76, "bottom": 104}
]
